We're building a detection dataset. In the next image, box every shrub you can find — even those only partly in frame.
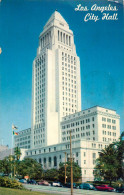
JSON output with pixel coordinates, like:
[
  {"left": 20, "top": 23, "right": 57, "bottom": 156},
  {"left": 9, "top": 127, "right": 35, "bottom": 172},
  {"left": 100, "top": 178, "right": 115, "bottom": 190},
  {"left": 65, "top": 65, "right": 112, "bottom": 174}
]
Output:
[{"left": 0, "top": 177, "right": 23, "bottom": 189}]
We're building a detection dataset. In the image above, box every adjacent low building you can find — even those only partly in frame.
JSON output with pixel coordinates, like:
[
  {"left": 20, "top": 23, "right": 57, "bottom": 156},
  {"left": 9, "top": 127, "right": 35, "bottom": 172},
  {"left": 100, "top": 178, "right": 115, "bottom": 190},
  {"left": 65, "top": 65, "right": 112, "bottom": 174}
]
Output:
[
  {"left": 61, "top": 106, "right": 120, "bottom": 143},
  {"left": 14, "top": 128, "right": 31, "bottom": 149},
  {"left": 0, "top": 145, "right": 9, "bottom": 152},
  {"left": 0, "top": 147, "right": 26, "bottom": 161},
  {"left": 25, "top": 139, "right": 110, "bottom": 181}
]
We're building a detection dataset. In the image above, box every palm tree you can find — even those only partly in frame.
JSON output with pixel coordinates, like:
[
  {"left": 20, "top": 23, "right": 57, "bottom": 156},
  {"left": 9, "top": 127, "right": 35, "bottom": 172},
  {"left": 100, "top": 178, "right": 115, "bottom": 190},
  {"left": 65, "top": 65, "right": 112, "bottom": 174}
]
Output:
[{"left": 14, "top": 147, "right": 21, "bottom": 161}]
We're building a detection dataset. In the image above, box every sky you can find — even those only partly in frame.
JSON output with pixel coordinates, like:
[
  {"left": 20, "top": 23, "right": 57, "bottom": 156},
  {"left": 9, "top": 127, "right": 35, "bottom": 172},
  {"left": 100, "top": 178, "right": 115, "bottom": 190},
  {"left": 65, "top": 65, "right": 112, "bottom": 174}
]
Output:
[{"left": 0, "top": 0, "right": 124, "bottom": 148}]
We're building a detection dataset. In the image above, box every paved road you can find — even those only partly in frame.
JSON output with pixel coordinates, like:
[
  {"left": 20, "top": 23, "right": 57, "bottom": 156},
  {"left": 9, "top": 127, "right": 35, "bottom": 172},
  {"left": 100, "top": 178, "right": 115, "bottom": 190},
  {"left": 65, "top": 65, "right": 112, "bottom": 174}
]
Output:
[{"left": 23, "top": 184, "right": 121, "bottom": 195}]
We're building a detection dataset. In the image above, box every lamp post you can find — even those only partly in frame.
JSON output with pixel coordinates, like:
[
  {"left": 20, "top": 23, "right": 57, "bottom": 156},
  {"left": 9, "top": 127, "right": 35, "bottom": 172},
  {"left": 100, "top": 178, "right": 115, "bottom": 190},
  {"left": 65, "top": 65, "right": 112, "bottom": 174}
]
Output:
[
  {"left": 70, "top": 130, "right": 73, "bottom": 195},
  {"left": 64, "top": 152, "right": 68, "bottom": 184}
]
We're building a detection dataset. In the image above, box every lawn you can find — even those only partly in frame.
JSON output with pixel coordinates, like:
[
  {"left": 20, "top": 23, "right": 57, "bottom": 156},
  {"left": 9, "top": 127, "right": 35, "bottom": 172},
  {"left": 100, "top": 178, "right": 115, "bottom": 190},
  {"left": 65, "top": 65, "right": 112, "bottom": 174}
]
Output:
[{"left": 0, "top": 187, "right": 58, "bottom": 195}]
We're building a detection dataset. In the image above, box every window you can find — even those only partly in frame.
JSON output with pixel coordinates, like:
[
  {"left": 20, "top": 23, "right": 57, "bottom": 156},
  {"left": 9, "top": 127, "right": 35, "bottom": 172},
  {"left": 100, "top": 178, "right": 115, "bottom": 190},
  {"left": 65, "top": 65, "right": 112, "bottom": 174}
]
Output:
[
  {"left": 102, "top": 124, "right": 106, "bottom": 128},
  {"left": 84, "top": 160, "right": 86, "bottom": 164},
  {"left": 112, "top": 126, "right": 116, "bottom": 130},
  {"left": 92, "top": 153, "right": 96, "bottom": 158},
  {"left": 76, "top": 152, "right": 78, "bottom": 157},
  {"left": 54, "top": 156, "right": 57, "bottom": 166},
  {"left": 49, "top": 157, "right": 51, "bottom": 167},
  {"left": 102, "top": 117, "right": 106, "bottom": 122},
  {"left": 107, "top": 118, "right": 111, "bottom": 123},
  {"left": 107, "top": 125, "right": 111, "bottom": 129},
  {"left": 112, "top": 119, "right": 116, "bottom": 124},
  {"left": 44, "top": 158, "right": 46, "bottom": 168},
  {"left": 93, "top": 160, "right": 96, "bottom": 165},
  {"left": 54, "top": 147, "right": 56, "bottom": 151},
  {"left": 39, "top": 158, "right": 41, "bottom": 163}
]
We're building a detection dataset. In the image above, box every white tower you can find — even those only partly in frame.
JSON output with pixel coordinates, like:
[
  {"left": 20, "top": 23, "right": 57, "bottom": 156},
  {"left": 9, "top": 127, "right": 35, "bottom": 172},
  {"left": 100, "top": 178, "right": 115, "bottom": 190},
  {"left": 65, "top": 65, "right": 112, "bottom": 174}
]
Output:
[{"left": 31, "top": 11, "right": 81, "bottom": 148}]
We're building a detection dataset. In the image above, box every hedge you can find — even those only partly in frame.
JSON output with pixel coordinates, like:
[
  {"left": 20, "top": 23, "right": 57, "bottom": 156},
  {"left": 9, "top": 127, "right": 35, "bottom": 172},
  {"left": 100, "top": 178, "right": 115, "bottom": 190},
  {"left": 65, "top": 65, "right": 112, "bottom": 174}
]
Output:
[{"left": 0, "top": 177, "right": 23, "bottom": 189}]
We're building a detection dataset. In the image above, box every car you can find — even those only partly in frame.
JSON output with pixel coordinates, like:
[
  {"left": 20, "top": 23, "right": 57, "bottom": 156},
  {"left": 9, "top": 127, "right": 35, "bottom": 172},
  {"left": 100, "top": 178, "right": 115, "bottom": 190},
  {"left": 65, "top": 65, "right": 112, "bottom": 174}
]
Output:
[
  {"left": 51, "top": 182, "right": 63, "bottom": 187},
  {"left": 38, "top": 180, "right": 50, "bottom": 186},
  {"left": 95, "top": 185, "right": 115, "bottom": 192},
  {"left": 64, "top": 183, "right": 77, "bottom": 188},
  {"left": 19, "top": 179, "right": 27, "bottom": 184},
  {"left": 79, "top": 183, "right": 95, "bottom": 190},
  {"left": 27, "top": 179, "right": 37, "bottom": 184},
  {"left": 116, "top": 186, "right": 124, "bottom": 193}
]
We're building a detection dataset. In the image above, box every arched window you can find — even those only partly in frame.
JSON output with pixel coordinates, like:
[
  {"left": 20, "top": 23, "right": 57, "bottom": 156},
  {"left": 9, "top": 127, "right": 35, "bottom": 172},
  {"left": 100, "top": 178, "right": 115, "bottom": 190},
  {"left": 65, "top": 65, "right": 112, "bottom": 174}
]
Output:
[
  {"left": 49, "top": 157, "right": 51, "bottom": 167},
  {"left": 54, "top": 156, "right": 57, "bottom": 166},
  {"left": 44, "top": 158, "right": 46, "bottom": 168},
  {"left": 39, "top": 158, "right": 41, "bottom": 163}
]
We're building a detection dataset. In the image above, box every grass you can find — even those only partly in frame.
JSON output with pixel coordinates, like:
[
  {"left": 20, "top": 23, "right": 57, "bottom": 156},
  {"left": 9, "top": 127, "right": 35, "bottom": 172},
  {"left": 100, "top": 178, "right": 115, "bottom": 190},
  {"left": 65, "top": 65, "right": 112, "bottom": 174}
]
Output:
[{"left": 0, "top": 187, "right": 58, "bottom": 195}]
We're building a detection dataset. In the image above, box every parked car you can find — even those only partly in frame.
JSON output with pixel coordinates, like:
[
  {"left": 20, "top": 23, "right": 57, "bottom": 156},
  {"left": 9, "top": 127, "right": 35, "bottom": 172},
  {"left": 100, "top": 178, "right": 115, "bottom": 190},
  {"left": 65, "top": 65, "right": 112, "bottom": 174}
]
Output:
[
  {"left": 116, "top": 186, "right": 124, "bottom": 193},
  {"left": 19, "top": 179, "right": 27, "bottom": 184},
  {"left": 51, "top": 182, "right": 63, "bottom": 187},
  {"left": 27, "top": 179, "right": 37, "bottom": 185},
  {"left": 38, "top": 180, "right": 50, "bottom": 186},
  {"left": 95, "top": 185, "right": 115, "bottom": 192},
  {"left": 64, "top": 183, "right": 77, "bottom": 188},
  {"left": 79, "top": 183, "right": 95, "bottom": 190}
]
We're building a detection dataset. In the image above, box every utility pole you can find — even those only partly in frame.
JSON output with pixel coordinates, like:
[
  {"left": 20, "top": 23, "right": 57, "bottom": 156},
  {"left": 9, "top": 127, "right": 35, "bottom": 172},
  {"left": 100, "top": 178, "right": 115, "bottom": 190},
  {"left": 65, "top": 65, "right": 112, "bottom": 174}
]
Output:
[
  {"left": 64, "top": 152, "right": 67, "bottom": 184},
  {"left": 70, "top": 130, "right": 73, "bottom": 195}
]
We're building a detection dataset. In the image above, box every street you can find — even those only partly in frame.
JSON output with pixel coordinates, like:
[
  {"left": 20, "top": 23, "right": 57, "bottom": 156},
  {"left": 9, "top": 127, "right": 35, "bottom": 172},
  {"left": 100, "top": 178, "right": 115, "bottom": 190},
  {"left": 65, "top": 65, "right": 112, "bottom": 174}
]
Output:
[{"left": 23, "top": 184, "right": 121, "bottom": 195}]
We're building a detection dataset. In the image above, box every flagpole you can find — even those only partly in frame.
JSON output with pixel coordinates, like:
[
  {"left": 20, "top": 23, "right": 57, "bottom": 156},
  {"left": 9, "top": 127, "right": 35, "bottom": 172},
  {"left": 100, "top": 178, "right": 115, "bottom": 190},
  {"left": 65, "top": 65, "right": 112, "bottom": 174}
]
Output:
[{"left": 11, "top": 124, "right": 13, "bottom": 178}]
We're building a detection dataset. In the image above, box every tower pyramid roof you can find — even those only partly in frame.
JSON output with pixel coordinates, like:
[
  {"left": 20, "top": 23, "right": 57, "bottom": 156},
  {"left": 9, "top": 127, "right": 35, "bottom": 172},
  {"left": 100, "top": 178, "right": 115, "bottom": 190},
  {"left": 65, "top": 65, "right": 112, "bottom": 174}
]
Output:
[{"left": 44, "top": 11, "right": 68, "bottom": 28}]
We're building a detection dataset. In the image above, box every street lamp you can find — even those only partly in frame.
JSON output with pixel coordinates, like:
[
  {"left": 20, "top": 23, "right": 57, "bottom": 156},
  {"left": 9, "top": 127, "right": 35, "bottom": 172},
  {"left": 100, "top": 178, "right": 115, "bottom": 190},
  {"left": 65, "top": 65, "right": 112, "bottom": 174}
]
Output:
[{"left": 64, "top": 152, "right": 68, "bottom": 184}]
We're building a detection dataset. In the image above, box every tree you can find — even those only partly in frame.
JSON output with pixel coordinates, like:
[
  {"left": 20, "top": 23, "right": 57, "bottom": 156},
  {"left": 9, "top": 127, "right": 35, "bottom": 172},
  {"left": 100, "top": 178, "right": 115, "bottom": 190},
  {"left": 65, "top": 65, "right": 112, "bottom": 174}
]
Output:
[
  {"left": 17, "top": 158, "right": 43, "bottom": 179},
  {"left": 94, "top": 133, "right": 124, "bottom": 184},
  {"left": 0, "top": 157, "right": 11, "bottom": 175},
  {"left": 59, "top": 162, "right": 82, "bottom": 183},
  {"left": 94, "top": 145, "right": 119, "bottom": 184},
  {"left": 115, "top": 131, "right": 124, "bottom": 180},
  {"left": 43, "top": 169, "right": 59, "bottom": 181},
  {"left": 14, "top": 147, "right": 21, "bottom": 161}
]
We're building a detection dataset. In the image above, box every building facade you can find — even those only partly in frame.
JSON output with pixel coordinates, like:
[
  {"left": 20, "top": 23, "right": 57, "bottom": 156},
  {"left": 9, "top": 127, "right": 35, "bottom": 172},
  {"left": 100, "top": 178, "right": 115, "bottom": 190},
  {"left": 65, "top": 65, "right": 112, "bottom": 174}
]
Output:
[
  {"left": 26, "top": 139, "right": 110, "bottom": 181},
  {"left": 61, "top": 106, "right": 120, "bottom": 143},
  {"left": 31, "top": 11, "right": 81, "bottom": 148},
  {"left": 13, "top": 11, "right": 120, "bottom": 181}
]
